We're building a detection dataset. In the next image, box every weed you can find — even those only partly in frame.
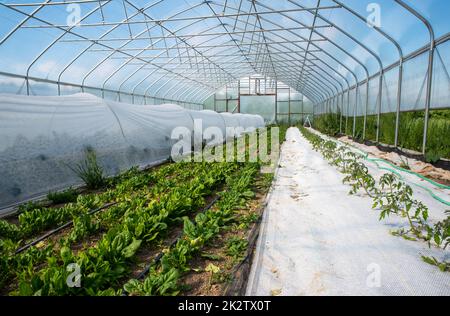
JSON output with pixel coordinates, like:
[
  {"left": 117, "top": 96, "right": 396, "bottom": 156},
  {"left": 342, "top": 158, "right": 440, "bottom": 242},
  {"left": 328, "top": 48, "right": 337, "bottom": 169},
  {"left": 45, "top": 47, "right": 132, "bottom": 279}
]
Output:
[{"left": 70, "top": 149, "right": 106, "bottom": 190}]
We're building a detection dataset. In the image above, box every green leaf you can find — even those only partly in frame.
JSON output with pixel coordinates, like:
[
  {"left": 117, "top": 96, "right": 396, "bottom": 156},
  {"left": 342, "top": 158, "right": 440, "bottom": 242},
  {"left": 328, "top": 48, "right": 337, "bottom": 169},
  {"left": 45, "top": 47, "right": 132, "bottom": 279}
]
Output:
[
  {"left": 201, "top": 252, "right": 221, "bottom": 261},
  {"left": 123, "top": 279, "right": 141, "bottom": 294},
  {"left": 135, "top": 222, "right": 145, "bottom": 238},
  {"left": 121, "top": 239, "right": 142, "bottom": 258},
  {"left": 183, "top": 217, "right": 196, "bottom": 238},
  {"left": 242, "top": 190, "right": 255, "bottom": 198},
  {"left": 434, "top": 234, "right": 441, "bottom": 246},
  {"left": 19, "top": 281, "right": 33, "bottom": 296},
  {"left": 205, "top": 263, "right": 220, "bottom": 274},
  {"left": 60, "top": 246, "right": 72, "bottom": 263}
]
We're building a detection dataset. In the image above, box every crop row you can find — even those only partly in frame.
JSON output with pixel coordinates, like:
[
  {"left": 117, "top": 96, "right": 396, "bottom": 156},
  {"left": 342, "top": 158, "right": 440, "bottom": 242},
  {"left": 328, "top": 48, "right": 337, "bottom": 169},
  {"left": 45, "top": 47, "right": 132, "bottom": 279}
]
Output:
[
  {"left": 122, "top": 163, "right": 260, "bottom": 296},
  {"left": 0, "top": 161, "right": 203, "bottom": 289},
  {"left": 0, "top": 163, "right": 180, "bottom": 243},
  {"left": 2, "top": 127, "right": 278, "bottom": 295},
  {"left": 5, "top": 160, "right": 239, "bottom": 295},
  {"left": 299, "top": 127, "right": 450, "bottom": 272}
]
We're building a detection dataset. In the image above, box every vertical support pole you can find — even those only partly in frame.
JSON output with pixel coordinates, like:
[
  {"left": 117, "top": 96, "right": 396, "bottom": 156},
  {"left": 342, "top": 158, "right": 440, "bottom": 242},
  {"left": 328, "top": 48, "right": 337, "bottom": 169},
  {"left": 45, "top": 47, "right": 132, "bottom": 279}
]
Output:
[
  {"left": 346, "top": 89, "right": 350, "bottom": 135},
  {"left": 301, "top": 94, "right": 304, "bottom": 125},
  {"left": 237, "top": 79, "right": 241, "bottom": 113},
  {"left": 353, "top": 84, "right": 358, "bottom": 138},
  {"left": 340, "top": 92, "right": 344, "bottom": 134},
  {"left": 26, "top": 77, "right": 30, "bottom": 95},
  {"left": 312, "top": 101, "right": 315, "bottom": 127},
  {"left": 394, "top": 59, "right": 404, "bottom": 148},
  {"left": 422, "top": 42, "right": 435, "bottom": 155},
  {"left": 363, "top": 79, "right": 369, "bottom": 141},
  {"left": 376, "top": 71, "right": 383, "bottom": 143},
  {"left": 288, "top": 87, "right": 291, "bottom": 126},
  {"left": 214, "top": 91, "right": 217, "bottom": 112},
  {"left": 275, "top": 80, "right": 278, "bottom": 123},
  {"left": 225, "top": 85, "right": 228, "bottom": 113}
]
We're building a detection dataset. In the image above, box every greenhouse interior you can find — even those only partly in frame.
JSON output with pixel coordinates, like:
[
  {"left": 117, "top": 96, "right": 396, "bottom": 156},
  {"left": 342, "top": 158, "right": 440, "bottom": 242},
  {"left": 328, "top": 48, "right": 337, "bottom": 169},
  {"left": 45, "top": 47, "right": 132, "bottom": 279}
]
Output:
[{"left": 0, "top": 0, "right": 449, "bottom": 299}]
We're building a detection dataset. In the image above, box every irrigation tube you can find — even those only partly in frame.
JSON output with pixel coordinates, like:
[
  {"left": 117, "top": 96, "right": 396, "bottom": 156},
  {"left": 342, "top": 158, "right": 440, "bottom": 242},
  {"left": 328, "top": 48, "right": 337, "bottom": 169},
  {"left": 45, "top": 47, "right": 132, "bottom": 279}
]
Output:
[
  {"left": 366, "top": 158, "right": 450, "bottom": 207},
  {"left": 310, "top": 129, "right": 450, "bottom": 207},
  {"left": 135, "top": 195, "right": 221, "bottom": 281},
  {"left": 14, "top": 202, "right": 118, "bottom": 255}
]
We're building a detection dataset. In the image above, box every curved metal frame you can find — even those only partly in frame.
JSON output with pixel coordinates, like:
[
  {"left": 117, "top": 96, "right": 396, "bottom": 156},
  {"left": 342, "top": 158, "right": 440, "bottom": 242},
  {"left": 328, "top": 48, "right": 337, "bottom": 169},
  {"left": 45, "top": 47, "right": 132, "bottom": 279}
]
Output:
[{"left": 0, "top": 0, "right": 444, "bottom": 155}]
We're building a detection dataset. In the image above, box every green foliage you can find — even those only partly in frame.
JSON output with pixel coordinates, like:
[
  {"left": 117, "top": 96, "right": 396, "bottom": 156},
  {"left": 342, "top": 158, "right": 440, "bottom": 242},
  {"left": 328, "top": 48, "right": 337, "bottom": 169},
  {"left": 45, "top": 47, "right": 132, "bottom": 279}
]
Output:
[
  {"left": 238, "top": 212, "right": 259, "bottom": 229},
  {"left": 374, "top": 174, "right": 429, "bottom": 239},
  {"left": 421, "top": 256, "right": 450, "bottom": 272},
  {"left": 0, "top": 220, "right": 21, "bottom": 240},
  {"left": 424, "top": 150, "right": 441, "bottom": 164},
  {"left": 124, "top": 163, "right": 259, "bottom": 296},
  {"left": 68, "top": 213, "right": 100, "bottom": 243},
  {"left": 314, "top": 113, "right": 341, "bottom": 136},
  {"left": 429, "top": 210, "right": 450, "bottom": 249},
  {"left": 70, "top": 149, "right": 106, "bottom": 190},
  {"left": 300, "top": 126, "right": 449, "bottom": 273},
  {"left": 18, "top": 204, "right": 85, "bottom": 237},
  {"left": 17, "top": 201, "right": 42, "bottom": 214},
  {"left": 315, "top": 109, "right": 450, "bottom": 159},
  {"left": 4, "top": 130, "right": 272, "bottom": 296},
  {"left": 47, "top": 188, "right": 79, "bottom": 204},
  {"left": 225, "top": 236, "right": 248, "bottom": 261},
  {"left": 123, "top": 268, "right": 180, "bottom": 296}
]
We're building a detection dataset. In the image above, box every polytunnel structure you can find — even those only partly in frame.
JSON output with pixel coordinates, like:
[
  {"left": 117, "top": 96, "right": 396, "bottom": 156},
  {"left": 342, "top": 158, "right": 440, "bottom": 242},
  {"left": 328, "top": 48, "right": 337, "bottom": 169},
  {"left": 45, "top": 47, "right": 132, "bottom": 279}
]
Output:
[{"left": 0, "top": 0, "right": 449, "bottom": 299}]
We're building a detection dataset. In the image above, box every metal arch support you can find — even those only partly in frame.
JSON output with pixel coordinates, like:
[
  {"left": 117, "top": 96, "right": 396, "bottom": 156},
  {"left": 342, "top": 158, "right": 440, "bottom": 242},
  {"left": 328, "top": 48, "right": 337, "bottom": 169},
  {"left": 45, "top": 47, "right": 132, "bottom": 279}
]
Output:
[
  {"left": 230, "top": 2, "right": 359, "bottom": 92},
  {"left": 184, "top": 87, "right": 214, "bottom": 105},
  {"left": 284, "top": 0, "right": 384, "bottom": 141},
  {"left": 131, "top": 28, "right": 232, "bottom": 102},
  {"left": 332, "top": 0, "right": 404, "bottom": 142},
  {"left": 57, "top": 1, "right": 165, "bottom": 94},
  {"left": 0, "top": 0, "right": 442, "bottom": 117},
  {"left": 235, "top": 3, "right": 364, "bottom": 87},
  {"left": 225, "top": 5, "right": 360, "bottom": 95},
  {"left": 203, "top": 2, "right": 342, "bottom": 100},
  {"left": 24, "top": 1, "right": 111, "bottom": 95},
  {"left": 100, "top": 10, "right": 219, "bottom": 96},
  {"left": 81, "top": 3, "right": 215, "bottom": 95},
  {"left": 120, "top": 25, "right": 227, "bottom": 101},
  {"left": 0, "top": 0, "right": 52, "bottom": 46},
  {"left": 239, "top": 2, "right": 364, "bottom": 126},
  {"left": 141, "top": 36, "right": 257, "bottom": 102},
  {"left": 115, "top": 0, "right": 238, "bottom": 89},
  {"left": 395, "top": 0, "right": 435, "bottom": 155},
  {"left": 153, "top": 55, "right": 251, "bottom": 101}
]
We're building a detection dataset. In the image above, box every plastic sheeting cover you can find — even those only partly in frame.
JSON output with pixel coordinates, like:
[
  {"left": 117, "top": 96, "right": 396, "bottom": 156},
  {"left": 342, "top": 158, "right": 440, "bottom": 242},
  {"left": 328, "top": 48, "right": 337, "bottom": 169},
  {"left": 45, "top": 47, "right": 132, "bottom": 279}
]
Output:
[{"left": 0, "top": 93, "right": 264, "bottom": 212}]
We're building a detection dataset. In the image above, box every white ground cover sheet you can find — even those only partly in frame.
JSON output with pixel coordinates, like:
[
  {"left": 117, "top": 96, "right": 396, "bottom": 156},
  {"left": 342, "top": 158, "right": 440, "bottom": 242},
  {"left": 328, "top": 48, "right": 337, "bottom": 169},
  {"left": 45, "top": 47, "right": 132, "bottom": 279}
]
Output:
[{"left": 246, "top": 127, "right": 450, "bottom": 296}]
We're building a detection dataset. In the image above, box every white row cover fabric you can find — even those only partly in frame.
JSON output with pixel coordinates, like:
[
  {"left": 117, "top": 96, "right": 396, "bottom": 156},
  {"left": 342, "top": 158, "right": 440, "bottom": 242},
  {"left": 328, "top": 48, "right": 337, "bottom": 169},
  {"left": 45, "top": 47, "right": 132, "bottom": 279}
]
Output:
[
  {"left": 0, "top": 93, "right": 264, "bottom": 212},
  {"left": 247, "top": 128, "right": 450, "bottom": 296}
]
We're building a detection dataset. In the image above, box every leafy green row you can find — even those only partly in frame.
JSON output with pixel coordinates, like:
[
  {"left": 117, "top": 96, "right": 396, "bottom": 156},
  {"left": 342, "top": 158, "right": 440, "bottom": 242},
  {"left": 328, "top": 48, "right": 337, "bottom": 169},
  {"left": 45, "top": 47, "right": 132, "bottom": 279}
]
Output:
[
  {"left": 13, "top": 161, "right": 240, "bottom": 296},
  {"left": 123, "top": 163, "right": 260, "bottom": 296},
  {"left": 3, "top": 128, "right": 274, "bottom": 294},
  {"left": 0, "top": 161, "right": 193, "bottom": 243},
  {"left": 0, "top": 161, "right": 204, "bottom": 290}
]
